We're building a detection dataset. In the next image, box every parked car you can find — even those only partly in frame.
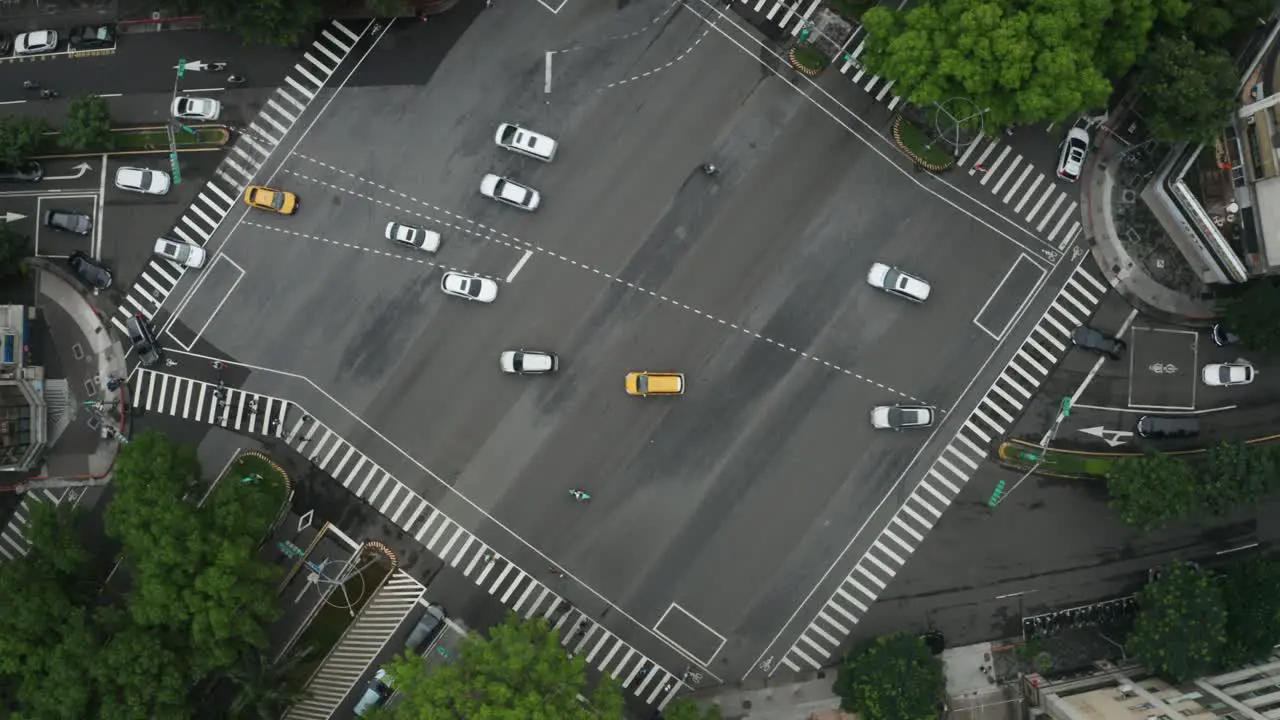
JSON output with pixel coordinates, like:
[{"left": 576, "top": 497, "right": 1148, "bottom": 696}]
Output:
[
  {"left": 866, "top": 262, "right": 931, "bottom": 302},
  {"left": 0, "top": 161, "right": 42, "bottom": 183},
  {"left": 66, "top": 250, "right": 112, "bottom": 290},
  {"left": 0, "top": 32, "right": 13, "bottom": 56},
  {"left": 1211, "top": 323, "right": 1241, "bottom": 347},
  {"left": 45, "top": 209, "right": 92, "bottom": 235},
  {"left": 352, "top": 668, "right": 393, "bottom": 717},
  {"left": 125, "top": 314, "right": 162, "bottom": 367},
  {"left": 171, "top": 95, "right": 221, "bottom": 121},
  {"left": 480, "top": 174, "right": 540, "bottom": 211},
  {"left": 15, "top": 30, "right": 58, "bottom": 55},
  {"left": 500, "top": 349, "right": 558, "bottom": 374},
  {"left": 68, "top": 24, "right": 114, "bottom": 50},
  {"left": 115, "top": 166, "right": 171, "bottom": 195},
  {"left": 494, "top": 123, "right": 557, "bottom": 161},
  {"left": 1136, "top": 416, "right": 1200, "bottom": 439},
  {"left": 1202, "top": 362, "right": 1255, "bottom": 387},
  {"left": 406, "top": 603, "right": 448, "bottom": 655},
  {"left": 385, "top": 221, "right": 440, "bottom": 252},
  {"left": 243, "top": 185, "right": 298, "bottom": 214},
  {"left": 1057, "top": 127, "right": 1090, "bottom": 182},
  {"left": 1071, "top": 325, "right": 1126, "bottom": 360},
  {"left": 441, "top": 271, "right": 498, "bottom": 303},
  {"left": 625, "top": 372, "right": 684, "bottom": 396},
  {"left": 153, "top": 238, "right": 206, "bottom": 269},
  {"left": 870, "top": 404, "right": 935, "bottom": 430}
]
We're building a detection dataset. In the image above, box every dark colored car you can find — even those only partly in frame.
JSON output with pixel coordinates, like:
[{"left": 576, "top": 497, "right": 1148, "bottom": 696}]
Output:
[
  {"left": 0, "top": 161, "right": 42, "bottom": 183},
  {"left": 68, "top": 24, "right": 114, "bottom": 50},
  {"left": 125, "top": 314, "right": 162, "bottom": 366},
  {"left": 45, "top": 209, "right": 93, "bottom": 236},
  {"left": 1211, "top": 322, "right": 1241, "bottom": 347},
  {"left": 66, "top": 251, "right": 112, "bottom": 290},
  {"left": 1071, "top": 325, "right": 1126, "bottom": 360},
  {"left": 1136, "top": 416, "right": 1200, "bottom": 439},
  {"left": 0, "top": 32, "right": 12, "bottom": 56},
  {"left": 406, "top": 603, "right": 447, "bottom": 655}
]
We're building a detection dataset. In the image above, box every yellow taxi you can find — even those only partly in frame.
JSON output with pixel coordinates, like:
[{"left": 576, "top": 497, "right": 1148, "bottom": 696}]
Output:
[
  {"left": 243, "top": 185, "right": 298, "bottom": 215},
  {"left": 625, "top": 372, "right": 685, "bottom": 396}
]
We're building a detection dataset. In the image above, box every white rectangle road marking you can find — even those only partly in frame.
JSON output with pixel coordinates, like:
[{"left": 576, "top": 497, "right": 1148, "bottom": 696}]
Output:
[
  {"left": 285, "top": 74, "right": 315, "bottom": 99},
  {"left": 506, "top": 250, "right": 533, "bottom": 282},
  {"left": 1014, "top": 173, "right": 1044, "bottom": 212},
  {"left": 990, "top": 155, "right": 1022, "bottom": 194},
  {"left": 1003, "top": 165, "right": 1035, "bottom": 203},
  {"left": 1036, "top": 194, "right": 1067, "bottom": 231}
]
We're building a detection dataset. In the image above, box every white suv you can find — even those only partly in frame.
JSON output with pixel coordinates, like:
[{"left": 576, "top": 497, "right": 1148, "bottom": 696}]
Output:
[
  {"left": 1057, "top": 127, "right": 1090, "bottom": 182},
  {"left": 480, "top": 174, "right": 540, "bottom": 211},
  {"left": 495, "top": 123, "right": 557, "bottom": 162}
]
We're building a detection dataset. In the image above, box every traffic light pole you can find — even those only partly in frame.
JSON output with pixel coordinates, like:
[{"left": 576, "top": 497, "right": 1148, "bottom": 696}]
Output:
[
  {"left": 989, "top": 397, "right": 1071, "bottom": 508},
  {"left": 168, "top": 59, "right": 185, "bottom": 185}
]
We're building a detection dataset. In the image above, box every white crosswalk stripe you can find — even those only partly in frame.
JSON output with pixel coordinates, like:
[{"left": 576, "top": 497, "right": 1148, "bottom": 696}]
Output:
[
  {"left": 0, "top": 487, "right": 79, "bottom": 562},
  {"left": 779, "top": 264, "right": 1109, "bottom": 672},
  {"left": 113, "top": 20, "right": 368, "bottom": 338},
  {"left": 127, "top": 368, "right": 686, "bottom": 712}
]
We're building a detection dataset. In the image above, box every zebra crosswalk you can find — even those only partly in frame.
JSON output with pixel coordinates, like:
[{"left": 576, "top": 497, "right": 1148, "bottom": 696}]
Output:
[
  {"left": 113, "top": 20, "right": 368, "bottom": 337},
  {"left": 0, "top": 487, "right": 80, "bottom": 561},
  {"left": 779, "top": 263, "right": 1109, "bottom": 672},
  {"left": 956, "top": 135, "right": 1084, "bottom": 249},
  {"left": 129, "top": 369, "right": 686, "bottom": 711}
]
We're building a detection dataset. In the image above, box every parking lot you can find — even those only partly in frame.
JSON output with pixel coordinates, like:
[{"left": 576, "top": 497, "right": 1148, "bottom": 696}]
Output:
[{"left": 153, "top": 0, "right": 1062, "bottom": 679}]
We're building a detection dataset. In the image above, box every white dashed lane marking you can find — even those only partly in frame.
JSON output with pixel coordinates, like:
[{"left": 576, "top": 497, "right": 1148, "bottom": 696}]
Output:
[{"left": 277, "top": 157, "right": 933, "bottom": 405}]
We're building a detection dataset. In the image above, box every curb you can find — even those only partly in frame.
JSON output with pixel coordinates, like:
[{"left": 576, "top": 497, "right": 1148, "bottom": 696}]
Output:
[
  {"left": 242, "top": 450, "right": 293, "bottom": 494},
  {"left": 787, "top": 46, "right": 824, "bottom": 76},
  {"left": 32, "top": 124, "right": 230, "bottom": 159},
  {"left": 891, "top": 115, "right": 954, "bottom": 172}
]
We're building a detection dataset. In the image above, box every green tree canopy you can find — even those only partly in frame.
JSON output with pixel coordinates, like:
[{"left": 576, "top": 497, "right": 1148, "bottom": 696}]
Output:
[
  {"left": 0, "top": 115, "right": 48, "bottom": 167},
  {"left": 1127, "top": 561, "right": 1227, "bottom": 682},
  {"left": 168, "top": 0, "right": 325, "bottom": 47},
  {"left": 858, "top": 0, "right": 1135, "bottom": 128},
  {"left": 1219, "top": 555, "right": 1280, "bottom": 668},
  {"left": 378, "top": 613, "right": 624, "bottom": 720},
  {"left": 834, "top": 632, "right": 944, "bottom": 720},
  {"left": 0, "top": 222, "right": 30, "bottom": 279},
  {"left": 1135, "top": 36, "right": 1238, "bottom": 144},
  {"left": 61, "top": 94, "right": 114, "bottom": 151},
  {"left": 1106, "top": 451, "right": 1200, "bottom": 532},
  {"left": 661, "top": 699, "right": 723, "bottom": 720},
  {"left": 1219, "top": 280, "right": 1280, "bottom": 355}
]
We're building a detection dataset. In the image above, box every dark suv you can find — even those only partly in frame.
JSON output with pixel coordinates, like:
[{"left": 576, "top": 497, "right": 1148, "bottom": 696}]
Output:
[
  {"left": 0, "top": 161, "right": 43, "bottom": 183},
  {"left": 45, "top": 209, "right": 93, "bottom": 235},
  {"left": 125, "top": 314, "right": 162, "bottom": 366},
  {"left": 66, "top": 251, "right": 112, "bottom": 290},
  {"left": 1071, "top": 325, "right": 1126, "bottom": 360}
]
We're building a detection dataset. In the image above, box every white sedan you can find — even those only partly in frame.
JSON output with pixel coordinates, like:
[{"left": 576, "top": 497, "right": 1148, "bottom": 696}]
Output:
[
  {"left": 153, "top": 238, "right": 206, "bottom": 269},
  {"left": 480, "top": 174, "right": 540, "bottom": 211},
  {"left": 15, "top": 30, "right": 58, "bottom": 55},
  {"left": 494, "top": 123, "right": 558, "bottom": 162},
  {"left": 171, "top": 95, "right": 221, "bottom": 121},
  {"left": 1202, "top": 362, "right": 1255, "bottom": 387},
  {"left": 115, "top": 167, "right": 171, "bottom": 195},
  {"left": 441, "top": 271, "right": 498, "bottom": 303},
  {"left": 870, "top": 404, "right": 936, "bottom": 430},
  {"left": 500, "top": 350, "right": 559, "bottom": 374},
  {"left": 867, "top": 262, "right": 931, "bottom": 302},
  {"left": 385, "top": 221, "right": 440, "bottom": 252}
]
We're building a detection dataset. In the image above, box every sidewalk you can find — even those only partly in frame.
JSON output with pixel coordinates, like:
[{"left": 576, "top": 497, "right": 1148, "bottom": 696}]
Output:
[{"left": 1078, "top": 124, "right": 1217, "bottom": 324}]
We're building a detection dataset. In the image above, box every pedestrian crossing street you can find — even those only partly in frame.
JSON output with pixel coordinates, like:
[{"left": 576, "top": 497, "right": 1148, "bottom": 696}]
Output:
[
  {"left": 956, "top": 136, "right": 1084, "bottom": 250},
  {"left": 779, "top": 263, "right": 1109, "bottom": 672},
  {"left": 129, "top": 368, "right": 685, "bottom": 711},
  {"left": 112, "top": 20, "right": 368, "bottom": 337},
  {"left": 0, "top": 486, "right": 78, "bottom": 561}
]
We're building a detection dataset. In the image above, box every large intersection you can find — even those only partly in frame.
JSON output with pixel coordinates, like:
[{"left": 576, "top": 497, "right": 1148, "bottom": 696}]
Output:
[{"left": 124, "top": 0, "right": 1097, "bottom": 697}]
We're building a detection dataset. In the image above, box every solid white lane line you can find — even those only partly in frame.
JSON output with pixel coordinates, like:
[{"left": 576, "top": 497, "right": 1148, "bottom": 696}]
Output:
[{"left": 506, "top": 250, "right": 533, "bottom": 282}]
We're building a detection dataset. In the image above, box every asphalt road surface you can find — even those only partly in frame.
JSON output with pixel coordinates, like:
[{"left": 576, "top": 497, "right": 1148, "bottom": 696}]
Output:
[{"left": 143, "top": 0, "right": 1080, "bottom": 682}]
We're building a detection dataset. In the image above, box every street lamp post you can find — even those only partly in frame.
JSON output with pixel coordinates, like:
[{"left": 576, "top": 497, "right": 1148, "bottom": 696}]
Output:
[{"left": 990, "top": 397, "right": 1071, "bottom": 507}]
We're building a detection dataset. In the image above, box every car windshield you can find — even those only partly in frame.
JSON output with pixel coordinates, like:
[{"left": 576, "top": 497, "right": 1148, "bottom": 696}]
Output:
[{"left": 637, "top": 376, "right": 649, "bottom": 393}]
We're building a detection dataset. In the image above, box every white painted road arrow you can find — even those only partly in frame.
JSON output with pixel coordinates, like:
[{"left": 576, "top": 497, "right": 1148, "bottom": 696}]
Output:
[
  {"left": 2, "top": 212, "right": 26, "bottom": 223},
  {"left": 175, "top": 60, "right": 206, "bottom": 71},
  {"left": 1078, "top": 425, "right": 1134, "bottom": 448},
  {"left": 43, "top": 162, "right": 92, "bottom": 181}
]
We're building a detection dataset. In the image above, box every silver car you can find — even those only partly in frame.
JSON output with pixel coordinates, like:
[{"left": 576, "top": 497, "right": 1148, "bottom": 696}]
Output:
[
  {"left": 867, "top": 262, "right": 931, "bottom": 303},
  {"left": 153, "top": 238, "right": 206, "bottom": 269},
  {"left": 480, "top": 174, "right": 540, "bottom": 211},
  {"left": 870, "top": 404, "right": 935, "bottom": 430}
]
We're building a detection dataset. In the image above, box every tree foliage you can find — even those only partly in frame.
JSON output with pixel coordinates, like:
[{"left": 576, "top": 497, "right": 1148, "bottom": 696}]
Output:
[
  {"left": 662, "top": 699, "right": 724, "bottom": 720},
  {"left": 834, "top": 631, "right": 944, "bottom": 720},
  {"left": 1127, "top": 561, "right": 1227, "bottom": 682},
  {"left": 0, "top": 221, "right": 30, "bottom": 279},
  {"left": 858, "top": 0, "right": 1131, "bottom": 128},
  {"left": 379, "top": 614, "right": 625, "bottom": 720},
  {"left": 1220, "top": 280, "right": 1280, "bottom": 355},
  {"left": 61, "top": 94, "right": 114, "bottom": 151},
  {"left": 0, "top": 115, "right": 48, "bottom": 167},
  {"left": 1106, "top": 451, "right": 1199, "bottom": 532},
  {"left": 168, "top": 0, "right": 325, "bottom": 47},
  {"left": 1219, "top": 555, "right": 1280, "bottom": 668},
  {"left": 1135, "top": 36, "right": 1237, "bottom": 144}
]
